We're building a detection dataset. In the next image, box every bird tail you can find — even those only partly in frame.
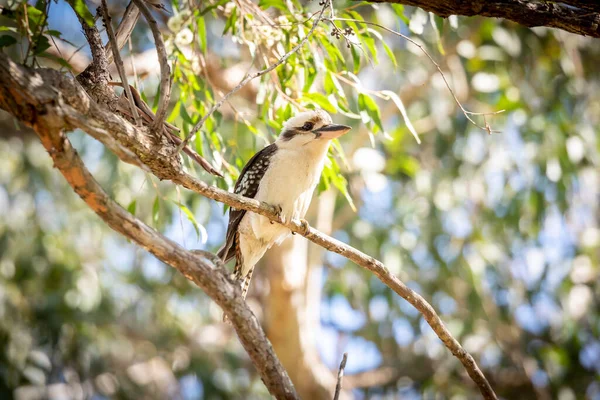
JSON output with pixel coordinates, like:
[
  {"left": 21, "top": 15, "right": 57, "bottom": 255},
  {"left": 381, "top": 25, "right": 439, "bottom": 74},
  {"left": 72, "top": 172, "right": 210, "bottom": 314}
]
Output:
[
  {"left": 233, "top": 231, "right": 256, "bottom": 299},
  {"left": 223, "top": 234, "right": 255, "bottom": 324},
  {"left": 238, "top": 266, "right": 255, "bottom": 300}
]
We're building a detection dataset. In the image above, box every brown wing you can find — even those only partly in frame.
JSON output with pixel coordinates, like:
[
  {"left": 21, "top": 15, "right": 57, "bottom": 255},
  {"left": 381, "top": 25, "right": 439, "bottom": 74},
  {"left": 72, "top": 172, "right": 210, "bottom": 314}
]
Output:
[{"left": 217, "top": 143, "right": 278, "bottom": 262}]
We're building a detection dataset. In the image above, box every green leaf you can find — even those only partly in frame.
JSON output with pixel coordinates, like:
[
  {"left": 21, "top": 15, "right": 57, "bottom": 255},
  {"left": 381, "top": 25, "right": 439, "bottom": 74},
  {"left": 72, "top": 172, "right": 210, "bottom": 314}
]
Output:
[
  {"left": 391, "top": 4, "right": 410, "bottom": 25},
  {"left": 46, "top": 30, "right": 62, "bottom": 37},
  {"left": 358, "top": 93, "right": 384, "bottom": 134},
  {"left": 345, "top": 10, "right": 364, "bottom": 22},
  {"left": 223, "top": 7, "right": 238, "bottom": 35},
  {"left": 152, "top": 196, "right": 160, "bottom": 224},
  {"left": 322, "top": 158, "right": 356, "bottom": 211},
  {"left": 382, "top": 41, "right": 397, "bottom": 68},
  {"left": 333, "top": 174, "right": 356, "bottom": 212},
  {"left": 180, "top": 104, "right": 196, "bottom": 125},
  {"left": 258, "top": 0, "right": 288, "bottom": 11},
  {"left": 381, "top": 90, "right": 421, "bottom": 144},
  {"left": 398, "top": 156, "right": 419, "bottom": 177},
  {"left": 324, "top": 72, "right": 336, "bottom": 95},
  {"left": 68, "top": 0, "right": 95, "bottom": 27},
  {"left": 200, "top": 0, "right": 229, "bottom": 15},
  {"left": 194, "top": 128, "right": 204, "bottom": 156},
  {"left": 321, "top": 36, "right": 344, "bottom": 67},
  {"left": 0, "top": 35, "right": 17, "bottom": 48},
  {"left": 127, "top": 200, "right": 137, "bottom": 215},
  {"left": 39, "top": 52, "right": 73, "bottom": 69},
  {"left": 350, "top": 45, "right": 361, "bottom": 74},
  {"left": 152, "top": 85, "right": 160, "bottom": 113},
  {"left": 33, "top": 35, "right": 50, "bottom": 55},
  {"left": 197, "top": 16, "right": 207, "bottom": 54},
  {"left": 302, "top": 93, "right": 336, "bottom": 113},
  {"left": 172, "top": 201, "right": 207, "bottom": 243},
  {"left": 302, "top": 59, "right": 317, "bottom": 92},
  {"left": 167, "top": 100, "right": 181, "bottom": 123},
  {"left": 26, "top": 6, "right": 44, "bottom": 31},
  {"left": 429, "top": 12, "right": 445, "bottom": 55},
  {"left": 361, "top": 35, "right": 378, "bottom": 64}
]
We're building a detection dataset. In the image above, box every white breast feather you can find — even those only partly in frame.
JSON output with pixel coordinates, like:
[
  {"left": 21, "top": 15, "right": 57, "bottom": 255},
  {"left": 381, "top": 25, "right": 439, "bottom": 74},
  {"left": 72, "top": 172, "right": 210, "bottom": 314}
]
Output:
[{"left": 247, "top": 143, "right": 328, "bottom": 242}]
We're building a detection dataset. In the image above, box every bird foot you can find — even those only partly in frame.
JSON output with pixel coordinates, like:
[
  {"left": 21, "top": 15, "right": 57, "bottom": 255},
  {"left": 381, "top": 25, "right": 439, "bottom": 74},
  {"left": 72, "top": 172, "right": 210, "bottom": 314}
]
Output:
[
  {"left": 270, "top": 205, "right": 285, "bottom": 225},
  {"left": 299, "top": 219, "right": 310, "bottom": 234},
  {"left": 292, "top": 219, "right": 310, "bottom": 235}
]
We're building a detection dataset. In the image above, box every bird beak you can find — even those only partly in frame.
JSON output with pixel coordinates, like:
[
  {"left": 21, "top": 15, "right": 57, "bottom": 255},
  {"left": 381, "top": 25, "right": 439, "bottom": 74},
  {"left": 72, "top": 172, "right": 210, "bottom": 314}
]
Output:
[{"left": 313, "top": 124, "right": 352, "bottom": 140}]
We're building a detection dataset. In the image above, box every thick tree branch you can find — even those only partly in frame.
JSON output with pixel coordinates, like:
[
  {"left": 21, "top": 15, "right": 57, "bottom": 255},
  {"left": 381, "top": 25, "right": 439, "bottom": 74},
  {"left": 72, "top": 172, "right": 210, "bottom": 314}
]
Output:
[
  {"left": 559, "top": 1, "right": 600, "bottom": 13},
  {"left": 0, "top": 54, "right": 298, "bottom": 400},
  {"left": 72, "top": 8, "right": 116, "bottom": 105},
  {"left": 0, "top": 53, "right": 497, "bottom": 400},
  {"left": 366, "top": 0, "right": 600, "bottom": 38}
]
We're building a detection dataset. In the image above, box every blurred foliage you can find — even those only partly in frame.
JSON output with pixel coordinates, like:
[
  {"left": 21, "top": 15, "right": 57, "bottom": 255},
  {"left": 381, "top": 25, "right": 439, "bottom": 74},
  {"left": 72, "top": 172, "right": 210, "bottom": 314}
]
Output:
[{"left": 1, "top": 0, "right": 600, "bottom": 399}]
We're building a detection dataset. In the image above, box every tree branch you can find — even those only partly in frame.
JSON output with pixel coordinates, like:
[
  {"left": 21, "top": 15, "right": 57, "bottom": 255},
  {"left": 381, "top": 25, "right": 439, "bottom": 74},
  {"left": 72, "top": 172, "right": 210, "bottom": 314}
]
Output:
[
  {"left": 71, "top": 6, "right": 115, "bottom": 105},
  {"left": 333, "top": 353, "right": 348, "bottom": 400},
  {"left": 559, "top": 0, "right": 600, "bottom": 13},
  {"left": 132, "top": 0, "right": 171, "bottom": 132},
  {"left": 104, "top": 1, "right": 140, "bottom": 64},
  {"left": 0, "top": 53, "right": 497, "bottom": 400},
  {"left": 101, "top": 0, "right": 141, "bottom": 125},
  {"left": 0, "top": 54, "right": 298, "bottom": 400},
  {"left": 364, "top": 0, "right": 600, "bottom": 38}
]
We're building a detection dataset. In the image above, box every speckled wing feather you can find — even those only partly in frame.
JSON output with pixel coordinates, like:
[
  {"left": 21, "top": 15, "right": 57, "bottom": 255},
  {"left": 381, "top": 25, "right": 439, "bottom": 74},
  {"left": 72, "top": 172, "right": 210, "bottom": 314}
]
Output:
[{"left": 217, "top": 143, "right": 278, "bottom": 263}]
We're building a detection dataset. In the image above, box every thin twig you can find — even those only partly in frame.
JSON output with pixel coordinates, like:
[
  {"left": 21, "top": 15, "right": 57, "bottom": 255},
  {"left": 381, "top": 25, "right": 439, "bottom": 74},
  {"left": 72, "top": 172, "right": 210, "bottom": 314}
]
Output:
[
  {"left": 176, "top": 1, "right": 330, "bottom": 153},
  {"left": 104, "top": 1, "right": 140, "bottom": 64},
  {"left": 133, "top": 0, "right": 171, "bottom": 133},
  {"left": 66, "top": 41, "right": 89, "bottom": 65},
  {"left": 329, "top": 17, "right": 504, "bottom": 132},
  {"left": 101, "top": 0, "right": 141, "bottom": 125},
  {"left": 128, "top": 37, "right": 141, "bottom": 90},
  {"left": 333, "top": 352, "right": 348, "bottom": 400}
]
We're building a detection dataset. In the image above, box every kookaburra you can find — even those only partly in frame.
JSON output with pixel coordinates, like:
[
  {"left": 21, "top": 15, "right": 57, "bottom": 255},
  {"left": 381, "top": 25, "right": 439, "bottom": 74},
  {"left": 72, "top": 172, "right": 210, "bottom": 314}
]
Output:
[{"left": 218, "top": 109, "right": 351, "bottom": 298}]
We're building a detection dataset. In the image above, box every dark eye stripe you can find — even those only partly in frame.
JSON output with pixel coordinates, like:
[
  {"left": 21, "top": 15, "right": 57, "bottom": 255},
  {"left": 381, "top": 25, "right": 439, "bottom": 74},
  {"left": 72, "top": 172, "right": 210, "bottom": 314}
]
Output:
[{"left": 280, "top": 129, "right": 296, "bottom": 141}]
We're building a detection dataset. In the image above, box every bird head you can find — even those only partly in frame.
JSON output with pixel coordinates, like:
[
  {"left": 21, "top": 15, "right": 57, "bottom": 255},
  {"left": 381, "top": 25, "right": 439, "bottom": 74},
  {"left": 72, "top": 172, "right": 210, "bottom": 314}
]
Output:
[{"left": 276, "top": 109, "right": 351, "bottom": 148}]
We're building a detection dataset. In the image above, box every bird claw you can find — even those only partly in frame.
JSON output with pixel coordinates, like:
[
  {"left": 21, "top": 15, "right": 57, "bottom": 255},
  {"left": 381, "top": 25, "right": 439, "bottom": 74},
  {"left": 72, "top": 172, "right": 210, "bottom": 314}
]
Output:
[
  {"left": 292, "top": 219, "right": 309, "bottom": 235},
  {"left": 299, "top": 219, "right": 310, "bottom": 235},
  {"left": 270, "top": 205, "right": 284, "bottom": 225}
]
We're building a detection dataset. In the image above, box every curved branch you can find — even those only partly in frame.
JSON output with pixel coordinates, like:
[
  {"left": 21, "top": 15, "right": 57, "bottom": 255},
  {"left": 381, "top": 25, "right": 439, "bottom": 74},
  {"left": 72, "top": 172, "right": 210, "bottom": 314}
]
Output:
[
  {"left": 0, "top": 54, "right": 297, "bottom": 400},
  {"left": 365, "top": 0, "right": 600, "bottom": 38},
  {"left": 0, "top": 53, "right": 497, "bottom": 399}
]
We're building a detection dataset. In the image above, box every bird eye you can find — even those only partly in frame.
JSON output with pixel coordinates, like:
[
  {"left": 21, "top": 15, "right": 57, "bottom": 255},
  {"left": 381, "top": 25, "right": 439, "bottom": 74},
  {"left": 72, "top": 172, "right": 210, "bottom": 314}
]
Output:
[{"left": 301, "top": 122, "right": 314, "bottom": 131}]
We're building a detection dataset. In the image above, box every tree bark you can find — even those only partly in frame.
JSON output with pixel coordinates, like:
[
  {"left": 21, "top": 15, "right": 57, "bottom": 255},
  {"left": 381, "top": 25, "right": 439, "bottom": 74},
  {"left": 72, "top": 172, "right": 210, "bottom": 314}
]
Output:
[{"left": 364, "top": 0, "right": 600, "bottom": 38}]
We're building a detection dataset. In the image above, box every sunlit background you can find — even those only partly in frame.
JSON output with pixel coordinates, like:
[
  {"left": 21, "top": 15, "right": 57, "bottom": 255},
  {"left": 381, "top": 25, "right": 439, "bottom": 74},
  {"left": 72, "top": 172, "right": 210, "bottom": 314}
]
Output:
[{"left": 1, "top": 0, "right": 599, "bottom": 399}]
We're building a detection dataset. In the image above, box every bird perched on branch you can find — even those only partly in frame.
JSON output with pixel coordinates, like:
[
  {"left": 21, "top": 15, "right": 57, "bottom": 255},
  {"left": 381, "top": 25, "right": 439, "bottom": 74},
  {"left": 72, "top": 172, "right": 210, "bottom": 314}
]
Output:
[{"left": 218, "top": 109, "right": 351, "bottom": 299}]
